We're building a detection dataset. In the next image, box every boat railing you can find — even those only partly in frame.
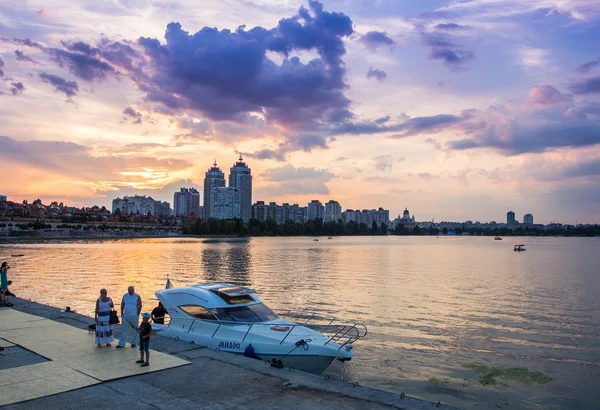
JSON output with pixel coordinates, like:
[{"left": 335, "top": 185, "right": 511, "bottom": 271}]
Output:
[
  {"left": 156, "top": 310, "right": 367, "bottom": 350},
  {"left": 275, "top": 308, "right": 368, "bottom": 349}
]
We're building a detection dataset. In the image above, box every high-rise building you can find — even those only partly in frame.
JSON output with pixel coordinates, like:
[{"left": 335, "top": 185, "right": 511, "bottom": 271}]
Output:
[
  {"left": 507, "top": 211, "right": 516, "bottom": 226},
  {"left": 0, "top": 195, "right": 6, "bottom": 202},
  {"left": 307, "top": 200, "right": 324, "bottom": 220},
  {"left": 324, "top": 200, "right": 342, "bottom": 222},
  {"left": 523, "top": 213, "right": 533, "bottom": 225},
  {"left": 173, "top": 187, "right": 200, "bottom": 217},
  {"left": 228, "top": 155, "right": 252, "bottom": 223},
  {"left": 211, "top": 187, "right": 240, "bottom": 219},
  {"left": 203, "top": 161, "right": 226, "bottom": 219}
]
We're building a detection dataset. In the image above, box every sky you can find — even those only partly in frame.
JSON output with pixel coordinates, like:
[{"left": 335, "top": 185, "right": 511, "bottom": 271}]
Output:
[{"left": 1, "top": 0, "right": 600, "bottom": 224}]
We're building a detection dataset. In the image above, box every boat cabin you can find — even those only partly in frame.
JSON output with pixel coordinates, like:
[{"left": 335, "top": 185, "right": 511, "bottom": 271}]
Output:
[{"left": 156, "top": 283, "right": 279, "bottom": 324}]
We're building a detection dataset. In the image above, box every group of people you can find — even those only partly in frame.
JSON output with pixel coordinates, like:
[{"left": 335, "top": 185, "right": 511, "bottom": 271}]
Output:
[
  {"left": 94, "top": 286, "right": 168, "bottom": 367},
  {"left": 0, "top": 261, "right": 15, "bottom": 307}
]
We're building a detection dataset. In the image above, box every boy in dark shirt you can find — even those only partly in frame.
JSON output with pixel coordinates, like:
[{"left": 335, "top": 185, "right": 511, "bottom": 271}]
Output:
[{"left": 134, "top": 312, "right": 152, "bottom": 367}]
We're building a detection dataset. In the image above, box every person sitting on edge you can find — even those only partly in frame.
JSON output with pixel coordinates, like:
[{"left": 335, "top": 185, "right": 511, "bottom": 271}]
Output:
[
  {"left": 134, "top": 312, "right": 152, "bottom": 367},
  {"left": 0, "top": 262, "right": 15, "bottom": 297},
  {"left": 116, "top": 286, "right": 142, "bottom": 348},
  {"left": 151, "top": 302, "right": 167, "bottom": 325}
]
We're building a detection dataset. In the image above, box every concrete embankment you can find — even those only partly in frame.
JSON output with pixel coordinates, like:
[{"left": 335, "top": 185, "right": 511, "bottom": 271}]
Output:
[{"left": 2, "top": 299, "right": 460, "bottom": 410}]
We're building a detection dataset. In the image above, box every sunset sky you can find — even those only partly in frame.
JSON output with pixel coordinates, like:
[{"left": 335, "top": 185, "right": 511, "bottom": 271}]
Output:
[{"left": 1, "top": 0, "right": 599, "bottom": 224}]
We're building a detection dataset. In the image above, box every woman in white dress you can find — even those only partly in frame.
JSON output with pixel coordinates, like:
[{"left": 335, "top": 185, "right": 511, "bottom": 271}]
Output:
[{"left": 94, "top": 288, "right": 115, "bottom": 347}]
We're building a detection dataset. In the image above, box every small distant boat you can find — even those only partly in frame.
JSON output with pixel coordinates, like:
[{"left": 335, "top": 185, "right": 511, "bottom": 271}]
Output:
[
  {"left": 328, "top": 237, "right": 333, "bottom": 239},
  {"left": 313, "top": 239, "right": 319, "bottom": 241},
  {"left": 513, "top": 244, "right": 526, "bottom": 252},
  {"left": 494, "top": 236, "right": 502, "bottom": 240}
]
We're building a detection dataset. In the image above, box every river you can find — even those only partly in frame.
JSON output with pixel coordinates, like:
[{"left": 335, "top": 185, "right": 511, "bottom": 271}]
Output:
[{"left": 1, "top": 236, "right": 599, "bottom": 409}]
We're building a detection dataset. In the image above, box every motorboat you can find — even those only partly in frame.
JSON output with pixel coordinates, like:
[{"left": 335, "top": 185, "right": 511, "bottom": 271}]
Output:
[
  {"left": 153, "top": 283, "right": 367, "bottom": 374},
  {"left": 494, "top": 236, "right": 502, "bottom": 240},
  {"left": 513, "top": 244, "right": 526, "bottom": 251},
  {"left": 328, "top": 237, "right": 333, "bottom": 239},
  {"left": 313, "top": 238, "right": 319, "bottom": 241}
]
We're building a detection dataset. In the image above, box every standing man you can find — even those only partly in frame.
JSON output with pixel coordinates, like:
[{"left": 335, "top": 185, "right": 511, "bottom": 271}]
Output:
[{"left": 116, "top": 286, "right": 142, "bottom": 348}]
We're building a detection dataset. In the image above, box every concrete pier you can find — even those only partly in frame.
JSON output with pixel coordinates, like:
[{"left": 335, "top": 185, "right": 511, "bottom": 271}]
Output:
[{"left": 0, "top": 299, "right": 460, "bottom": 409}]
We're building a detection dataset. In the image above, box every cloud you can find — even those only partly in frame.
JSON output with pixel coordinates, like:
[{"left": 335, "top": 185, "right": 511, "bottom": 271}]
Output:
[
  {"left": 366, "top": 67, "right": 387, "bottom": 81},
  {"left": 372, "top": 154, "right": 403, "bottom": 171},
  {"left": 330, "top": 112, "right": 470, "bottom": 137},
  {"left": 566, "top": 102, "right": 600, "bottom": 120},
  {"left": 0, "top": 57, "right": 4, "bottom": 76},
  {"left": 115, "top": 143, "right": 168, "bottom": 153},
  {"left": 10, "top": 82, "right": 25, "bottom": 95},
  {"left": 569, "top": 76, "right": 600, "bottom": 94},
  {"left": 434, "top": 23, "right": 469, "bottom": 31},
  {"left": 0, "top": 136, "right": 192, "bottom": 191},
  {"left": 123, "top": 106, "right": 142, "bottom": 124},
  {"left": 515, "top": 46, "right": 551, "bottom": 69},
  {"left": 576, "top": 57, "right": 600, "bottom": 73},
  {"left": 38, "top": 72, "right": 79, "bottom": 97},
  {"left": 14, "top": 50, "right": 38, "bottom": 64},
  {"left": 244, "top": 149, "right": 287, "bottom": 162},
  {"left": 526, "top": 85, "right": 572, "bottom": 106},
  {"left": 135, "top": 1, "right": 354, "bottom": 129},
  {"left": 358, "top": 31, "right": 395, "bottom": 51},
  {"left": 258, "top": 163, "right": 335, "bottom": 196},
  {"left": 421, "top": 32, "right": 474, "bottom": 70}
]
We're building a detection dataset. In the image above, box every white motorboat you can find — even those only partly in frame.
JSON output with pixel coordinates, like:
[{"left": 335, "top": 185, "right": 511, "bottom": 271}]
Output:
[{"left": 153, "top": 283, "right": 367, "bottom": 374}]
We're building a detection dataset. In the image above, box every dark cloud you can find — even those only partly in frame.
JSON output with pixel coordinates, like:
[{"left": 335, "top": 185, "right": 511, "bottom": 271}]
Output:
[
  {"left": 136, "top": 1, "right": 354, "bottom": 129},
  {"left": 14, "top": 50, "right": 38, "bottom": 64},
  {"left": 569, "top": 76, "right": 600, "bottom": 95},
  {"left": 447, "top": 118, "right": 600, "bottom": 155},
  {"left": 10, "top": 82, "right": 25, "bottom": 95},
  {"left": 366, "top": 67, "right": 387, "bottom": 81},
  {"left": 0, "top": 56, "right": 4, "bottom": 77},
  {"left": 374, "top": 115, "right": 390, "bottom": 124},
  {"left": 47, "top": 47, "right": 117, "bottom": 81},
  {"left": 421, "top": 32, "right": 474, "bottom": 71},
  {"left": 123, "top": 106, "right": 142, "bottom": 124},
  {"left": 576, "top": 58, "right": 600, "bottom": 73},
  {"left": 566, "top": 102, "right": 600, "bottom": 120},
  {"left": 358, "top": 31, "right": 395, "bottom": 51},
  {"left": 38, "top": 72, "right": 79, "bottom": 97},
  {"left": 330, "top": 112, "right": 469, "bottom": 137},
  {"left": 435, "top": 23, "right": 468, "bottom": 31}
]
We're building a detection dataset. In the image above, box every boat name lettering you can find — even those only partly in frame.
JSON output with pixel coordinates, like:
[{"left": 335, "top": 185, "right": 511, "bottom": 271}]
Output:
[{"left": 218, "top": 341, "right": 241, "bottom": 349}]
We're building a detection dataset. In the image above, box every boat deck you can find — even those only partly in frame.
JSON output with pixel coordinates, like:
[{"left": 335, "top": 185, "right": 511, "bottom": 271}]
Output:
[{"left": 0, "top": 308, "right": 190, "bottom": 406}]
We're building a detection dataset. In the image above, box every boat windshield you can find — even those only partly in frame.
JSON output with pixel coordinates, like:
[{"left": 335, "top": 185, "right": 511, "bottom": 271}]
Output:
[{"left": 211, "top": 303, "right": 279, "bottom": 323}]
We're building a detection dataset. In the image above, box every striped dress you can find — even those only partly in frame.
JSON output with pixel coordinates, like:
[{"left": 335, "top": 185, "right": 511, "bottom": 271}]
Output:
[{"left": 95, "top": 297, "right": 115, "bottom": 345}]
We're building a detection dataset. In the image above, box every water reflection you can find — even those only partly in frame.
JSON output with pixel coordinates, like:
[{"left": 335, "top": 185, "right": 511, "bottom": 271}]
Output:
[{"left": 2, "top": 236, "right": 600, "bottom": 409}]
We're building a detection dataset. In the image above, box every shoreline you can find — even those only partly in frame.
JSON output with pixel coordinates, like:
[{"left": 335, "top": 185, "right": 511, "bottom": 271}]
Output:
[{"left": 2, "top": 298, "right": 459, "bottom": 410}]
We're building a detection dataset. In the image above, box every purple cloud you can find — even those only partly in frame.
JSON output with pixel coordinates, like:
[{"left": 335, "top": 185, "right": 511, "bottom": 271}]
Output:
[
  {"left": 123, "top": 106, "right": 142, "bottom": 124},
  {"left": 358, "top": 31, "right": 395, "bottom": 51},
  {"left": 38, "top": 72, "right": 79, "bottom": 97},
  {"left": 366, "top": 67, "right": 387, "bottom": 81},
  {"left": 10, "top": 82, "right": 25, "bottom": 95},
  {"left": 422, "top": 32, "right": 474, "bottom": 70},
  {"left": 569, "top": 76, "right": 600, "bottom": 95},
  {"left": 14, "top": 50, "right": 38, "bottom": 64},
  {"left": 566, "top": 102, "right": 600, "bottom": 120},
  {"left": 245, "top": 149, "right": 287, "bottom": 162},
  {"left": 0, "top": 57, "right": 4, "bottom": 76},
  {"left": 576, "top": 58, "right": 600, "bottom": 73},
  {"left": 135, "top": 1, "right": 354, "bottom": 129},
  {"left": 331, "top": 113, "right": 469, "bottom": 137},
  {"left": 435, "top": 23, "right": 469, "bottom": 31}
]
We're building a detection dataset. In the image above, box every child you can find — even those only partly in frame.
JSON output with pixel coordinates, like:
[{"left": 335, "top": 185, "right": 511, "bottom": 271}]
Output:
[
  {"left": 0, "top": 290, "right": 14, "bottom": 307},
  {"left": 134, "top": 312, "right": 152, "bottom": 367}
]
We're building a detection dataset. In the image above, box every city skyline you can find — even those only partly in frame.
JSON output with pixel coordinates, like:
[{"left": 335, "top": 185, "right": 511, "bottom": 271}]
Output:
[{"left": 1, "top": 1, "right": 600, "bottom": 224}]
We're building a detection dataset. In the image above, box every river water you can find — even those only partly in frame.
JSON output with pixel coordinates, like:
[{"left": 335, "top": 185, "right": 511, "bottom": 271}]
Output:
[{"left": 1, "top": 236, "right": 599, "bottom": 409}]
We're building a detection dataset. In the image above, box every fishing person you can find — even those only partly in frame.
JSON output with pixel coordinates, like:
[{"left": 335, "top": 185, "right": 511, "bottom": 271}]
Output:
[
  {"left": 116, "top": 286, "right": 142, "bottom": 348},
  {"left": 133, "top": 312, "right": 152, "bottom": 367}
]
